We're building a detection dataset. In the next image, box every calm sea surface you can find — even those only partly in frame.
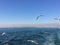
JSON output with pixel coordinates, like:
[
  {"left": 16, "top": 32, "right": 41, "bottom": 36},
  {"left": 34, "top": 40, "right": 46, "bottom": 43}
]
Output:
[{"left": 0, "top": 28, "right": 60, "bottom": 45}]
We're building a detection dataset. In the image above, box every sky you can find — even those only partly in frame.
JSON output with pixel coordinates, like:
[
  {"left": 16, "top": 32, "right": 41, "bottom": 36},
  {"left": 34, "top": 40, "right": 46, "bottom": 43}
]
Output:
[{"left": 0, "top": 0, "right": 60, "bottom": 24}]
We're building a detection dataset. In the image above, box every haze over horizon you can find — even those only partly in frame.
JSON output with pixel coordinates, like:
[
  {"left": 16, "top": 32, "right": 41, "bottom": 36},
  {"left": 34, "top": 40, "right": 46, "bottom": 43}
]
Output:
[{"left": 0, "top": 22, "right": 59, "bottom": 28}]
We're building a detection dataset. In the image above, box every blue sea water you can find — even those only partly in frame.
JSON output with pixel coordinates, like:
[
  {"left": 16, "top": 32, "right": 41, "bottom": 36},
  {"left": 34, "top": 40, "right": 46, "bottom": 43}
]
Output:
[{"left": 0, "top": 28, "right": 60, "bottom": 45}]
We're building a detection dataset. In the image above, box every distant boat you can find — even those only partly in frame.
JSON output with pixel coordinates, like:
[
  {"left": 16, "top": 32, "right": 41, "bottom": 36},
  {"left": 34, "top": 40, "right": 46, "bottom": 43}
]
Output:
[{"left": 2, "top": 32, "right": 6, "bottom": 36}]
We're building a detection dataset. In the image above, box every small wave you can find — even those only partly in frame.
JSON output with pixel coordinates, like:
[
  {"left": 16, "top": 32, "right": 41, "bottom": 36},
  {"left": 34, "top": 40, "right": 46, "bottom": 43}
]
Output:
[
  {"left": 27, "top": 40, "right": 38, "bottom": 45},
  {"left": 44, "top": 35, "right": 55, "bottom": 45}
]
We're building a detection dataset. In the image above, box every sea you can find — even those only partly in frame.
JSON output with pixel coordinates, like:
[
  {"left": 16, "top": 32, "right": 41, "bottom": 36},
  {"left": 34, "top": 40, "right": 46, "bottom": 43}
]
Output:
[{"left": 0, "top": 27, "right": 60, "bottom": 45}]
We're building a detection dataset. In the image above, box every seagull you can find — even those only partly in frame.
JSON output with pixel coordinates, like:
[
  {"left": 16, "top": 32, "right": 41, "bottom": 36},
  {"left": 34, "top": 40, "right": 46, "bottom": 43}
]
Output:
[
  {"left": 36, "top": 15, "right": 44, "bottom": 20},
  {"left": 2, "top": 32, "right": 6, "bottom": 36},
  {"left": 54, "top": 18, "right": 60, "bottom": 21}
]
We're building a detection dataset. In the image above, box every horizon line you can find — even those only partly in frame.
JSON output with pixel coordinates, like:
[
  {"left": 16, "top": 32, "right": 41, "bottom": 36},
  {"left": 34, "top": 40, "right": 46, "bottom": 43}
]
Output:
[{"left": 0, "top": 22, "right": 59, "bottom": 28}]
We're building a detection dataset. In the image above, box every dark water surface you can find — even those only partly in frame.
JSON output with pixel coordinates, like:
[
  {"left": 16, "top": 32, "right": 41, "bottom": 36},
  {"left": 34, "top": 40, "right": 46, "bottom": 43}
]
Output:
[{"left": 0, "top": 28, "right": 60, "bottom": 45}]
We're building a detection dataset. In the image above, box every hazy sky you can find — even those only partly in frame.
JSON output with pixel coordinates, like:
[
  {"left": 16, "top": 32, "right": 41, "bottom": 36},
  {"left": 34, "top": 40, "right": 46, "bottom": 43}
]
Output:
[{"left": 0, "top": 0, "right": 60, "bottom": 24}]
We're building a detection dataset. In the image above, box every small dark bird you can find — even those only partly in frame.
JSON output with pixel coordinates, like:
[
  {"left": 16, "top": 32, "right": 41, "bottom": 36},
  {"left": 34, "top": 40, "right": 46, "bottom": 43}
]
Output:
[{"left": 36, "top": 15, "right": 44, "bottom": 20}]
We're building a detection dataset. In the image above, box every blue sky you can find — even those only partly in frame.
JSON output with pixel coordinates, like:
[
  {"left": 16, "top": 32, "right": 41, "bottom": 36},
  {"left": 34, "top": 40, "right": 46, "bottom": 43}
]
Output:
[{"left": 0, "top": 0, "right": 60, "bottom": 24}]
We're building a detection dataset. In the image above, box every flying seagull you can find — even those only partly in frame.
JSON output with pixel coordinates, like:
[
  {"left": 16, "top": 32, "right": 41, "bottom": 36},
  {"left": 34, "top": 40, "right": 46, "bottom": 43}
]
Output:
[
  {"left": 36, "top": 15, "right": 44, "bottom": 20},
  {"left": 2, "top": 32, "right": 6, "bottom": 36},
  {"left": 54, "top": 18, "right": 60, "bottom": 21}
]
